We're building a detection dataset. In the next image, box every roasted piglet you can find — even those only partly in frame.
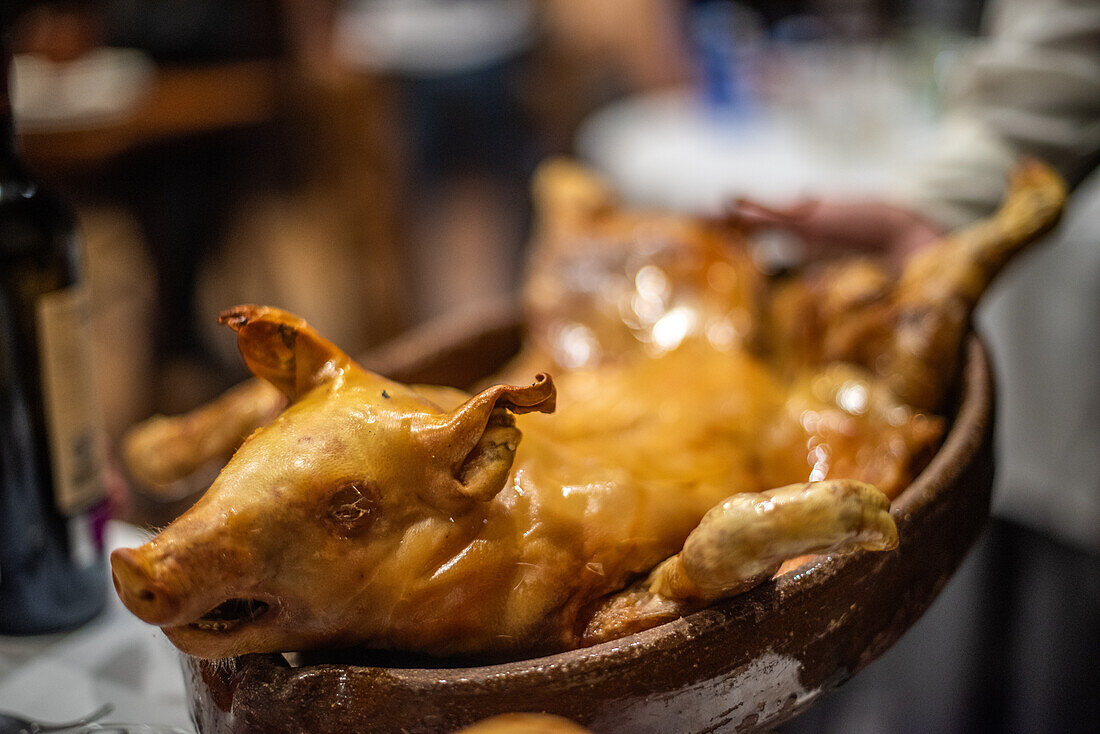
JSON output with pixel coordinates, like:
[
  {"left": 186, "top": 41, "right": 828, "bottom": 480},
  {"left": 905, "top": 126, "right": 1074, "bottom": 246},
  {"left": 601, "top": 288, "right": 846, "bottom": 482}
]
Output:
[
  {"left": 111, "top": 305, "right": 896, "bottom": 659},
  {"left": 113, "top": 159, "right": 1065, "bottom": 660}
]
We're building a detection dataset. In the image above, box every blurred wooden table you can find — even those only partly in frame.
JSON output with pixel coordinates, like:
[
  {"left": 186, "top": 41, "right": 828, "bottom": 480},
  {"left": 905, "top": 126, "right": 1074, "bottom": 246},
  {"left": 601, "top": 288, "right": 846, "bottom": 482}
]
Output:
[{"left": 20, "top": 60, "right": 279, "bottom": 170}]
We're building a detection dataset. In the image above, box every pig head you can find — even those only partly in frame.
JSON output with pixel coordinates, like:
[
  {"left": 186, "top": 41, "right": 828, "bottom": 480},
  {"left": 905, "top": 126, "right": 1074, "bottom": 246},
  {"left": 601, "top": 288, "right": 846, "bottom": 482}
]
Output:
[{"left": 111, "top": 306, "right": 554, "bottom": 659}]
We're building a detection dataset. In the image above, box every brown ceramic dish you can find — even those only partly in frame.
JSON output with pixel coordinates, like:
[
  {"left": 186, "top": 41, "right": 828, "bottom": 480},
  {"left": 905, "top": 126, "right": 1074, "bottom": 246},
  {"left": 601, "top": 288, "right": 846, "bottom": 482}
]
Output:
[{"left": 185, "top": 304, "right": 994, "bottom": 734}]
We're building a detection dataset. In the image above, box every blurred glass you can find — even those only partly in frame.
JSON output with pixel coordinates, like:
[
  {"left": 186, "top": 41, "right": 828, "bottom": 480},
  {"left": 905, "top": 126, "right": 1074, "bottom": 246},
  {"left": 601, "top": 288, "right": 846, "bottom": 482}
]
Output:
[
  {"left": 578, "top": 2, "right": 975, "bottom": 211},
  {"left": 765, "top": 35, "right": 925, "bottom": 160}
]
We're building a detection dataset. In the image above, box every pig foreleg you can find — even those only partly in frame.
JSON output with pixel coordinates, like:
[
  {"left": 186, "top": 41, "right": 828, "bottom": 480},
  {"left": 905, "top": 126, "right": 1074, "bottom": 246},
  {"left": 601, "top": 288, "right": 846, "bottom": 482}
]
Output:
[
  {"left": 580, "top": 480, "right": 897, "bottom": 646},
  {"left": 122, "top": 378, "right": 286, "bottom": 495}
]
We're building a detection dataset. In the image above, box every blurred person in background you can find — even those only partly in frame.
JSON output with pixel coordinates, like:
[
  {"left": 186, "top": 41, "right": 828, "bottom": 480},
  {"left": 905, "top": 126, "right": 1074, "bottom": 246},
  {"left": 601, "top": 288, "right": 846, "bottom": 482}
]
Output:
[
  {"left": 726, "top": 0, "right": 1100, "bottom": 731},
  {"left": 336, "top": 0, "right": 540, "bottom": 322},
  {"left": 335, "top": 0, "right": 687, "bottom": 322}
]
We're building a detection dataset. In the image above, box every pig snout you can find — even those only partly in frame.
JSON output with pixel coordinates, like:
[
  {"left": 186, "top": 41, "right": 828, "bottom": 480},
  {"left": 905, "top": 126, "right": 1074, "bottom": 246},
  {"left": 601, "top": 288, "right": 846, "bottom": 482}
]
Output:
[{"left": 111, "top": 547, "right": 185, "bottom": 626}]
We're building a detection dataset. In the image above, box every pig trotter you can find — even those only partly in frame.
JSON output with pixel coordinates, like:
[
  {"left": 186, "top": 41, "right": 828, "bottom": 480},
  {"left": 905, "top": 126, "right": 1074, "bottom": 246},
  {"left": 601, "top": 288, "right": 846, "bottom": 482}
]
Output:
[
  {"left": 648, "top": 480, "right": 897, "bottom": 602},
  {"left": 581, "top": 480, "right": 896, "bottom": 646},
  {"left": 880, "top": 160, "right": 1066, "bottom": 410}
]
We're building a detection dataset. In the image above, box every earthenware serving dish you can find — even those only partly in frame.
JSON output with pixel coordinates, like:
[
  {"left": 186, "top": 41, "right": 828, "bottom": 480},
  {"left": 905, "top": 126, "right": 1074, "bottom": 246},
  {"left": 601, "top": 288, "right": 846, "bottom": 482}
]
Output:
[{"left": 184, "top": 303, "right": 994, "bottom": 733}]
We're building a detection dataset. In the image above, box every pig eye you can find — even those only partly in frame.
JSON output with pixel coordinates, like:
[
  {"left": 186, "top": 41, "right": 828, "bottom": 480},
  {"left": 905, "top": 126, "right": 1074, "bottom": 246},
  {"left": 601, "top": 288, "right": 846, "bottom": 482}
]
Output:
[{"left": 324, "top": 482, "right": 380, "bottom": 537}]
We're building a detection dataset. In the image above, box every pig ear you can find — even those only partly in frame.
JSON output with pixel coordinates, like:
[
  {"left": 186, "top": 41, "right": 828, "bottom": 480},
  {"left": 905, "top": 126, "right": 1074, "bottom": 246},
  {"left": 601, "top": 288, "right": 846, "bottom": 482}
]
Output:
[
  {"left": 453, "top": 373, "right": 557, "bottom": 420},
  {"left": 423, "top": 374, "right": 556, "bottom": 510},
  {"left": 219, "top": 305, "right": 351, "bottom": 401}
]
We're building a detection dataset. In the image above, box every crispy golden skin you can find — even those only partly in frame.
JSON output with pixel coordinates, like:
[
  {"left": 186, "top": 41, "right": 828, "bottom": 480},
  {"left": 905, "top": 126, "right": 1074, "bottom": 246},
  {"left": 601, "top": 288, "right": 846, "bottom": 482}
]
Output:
[
  {"left": 523, "top": 160, "right": 764, "bottom": 368},
  {"left": 114, "top": 159, "right": 1064, "bottom": 660},
  {"left": 458, "top": 714, "right": 591, "bottom": 734}
]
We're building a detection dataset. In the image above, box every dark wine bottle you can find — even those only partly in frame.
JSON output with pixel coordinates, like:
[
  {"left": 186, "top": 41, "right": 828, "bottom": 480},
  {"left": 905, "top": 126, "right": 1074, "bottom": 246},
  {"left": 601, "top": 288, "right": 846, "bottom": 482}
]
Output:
[{"left": 0, "top": 33, "right": 108, "bottom": 634}]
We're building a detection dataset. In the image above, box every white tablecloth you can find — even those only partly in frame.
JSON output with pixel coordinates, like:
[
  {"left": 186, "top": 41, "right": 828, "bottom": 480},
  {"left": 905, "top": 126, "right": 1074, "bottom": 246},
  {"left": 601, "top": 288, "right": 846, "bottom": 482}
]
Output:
[{"left": 0, "top": 522, "right": 192, "bottom": 731}]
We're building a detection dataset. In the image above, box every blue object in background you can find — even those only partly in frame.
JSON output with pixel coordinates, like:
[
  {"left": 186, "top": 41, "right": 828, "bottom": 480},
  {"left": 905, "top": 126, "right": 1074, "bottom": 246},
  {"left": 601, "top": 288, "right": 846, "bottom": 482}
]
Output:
[{"left": 688, "top": 1, "right": 763, "bottom": 121}]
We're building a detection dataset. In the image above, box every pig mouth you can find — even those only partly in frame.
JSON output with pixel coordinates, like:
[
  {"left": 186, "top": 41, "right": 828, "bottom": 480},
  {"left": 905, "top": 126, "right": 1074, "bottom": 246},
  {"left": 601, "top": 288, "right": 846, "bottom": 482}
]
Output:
[{"left": 187, "top": 598, "right": 272, "bottom": 633}]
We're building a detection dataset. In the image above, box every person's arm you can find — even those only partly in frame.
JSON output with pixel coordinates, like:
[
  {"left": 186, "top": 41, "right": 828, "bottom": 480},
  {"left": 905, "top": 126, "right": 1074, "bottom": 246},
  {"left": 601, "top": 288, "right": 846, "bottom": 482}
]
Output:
[
  {"left": 901, "top": 0, "right": 1100, "bottom": 230},
  {"left": 729, "top": 198, "right": 944, "bottom": 266}
]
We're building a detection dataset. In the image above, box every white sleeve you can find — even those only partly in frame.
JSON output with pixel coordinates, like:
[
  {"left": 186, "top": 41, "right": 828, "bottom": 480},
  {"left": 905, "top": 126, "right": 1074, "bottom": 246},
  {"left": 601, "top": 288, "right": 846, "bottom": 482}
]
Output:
[{"left": 898, "top": 0, "right": 1100, "bottom": 228}]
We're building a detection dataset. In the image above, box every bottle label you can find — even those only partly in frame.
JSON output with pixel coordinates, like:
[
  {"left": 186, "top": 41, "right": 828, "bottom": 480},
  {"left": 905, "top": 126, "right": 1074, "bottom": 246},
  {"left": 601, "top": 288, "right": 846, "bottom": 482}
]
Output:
[{"left": 36, "top": 284, "right": 106, "bottom": 516}]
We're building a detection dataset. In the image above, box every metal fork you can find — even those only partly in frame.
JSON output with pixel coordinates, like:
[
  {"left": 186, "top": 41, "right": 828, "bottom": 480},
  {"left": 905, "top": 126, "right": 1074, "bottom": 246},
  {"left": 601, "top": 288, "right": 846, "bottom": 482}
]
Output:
[{"left": 0, "top": 704, "right": 113, "bottom": 734}]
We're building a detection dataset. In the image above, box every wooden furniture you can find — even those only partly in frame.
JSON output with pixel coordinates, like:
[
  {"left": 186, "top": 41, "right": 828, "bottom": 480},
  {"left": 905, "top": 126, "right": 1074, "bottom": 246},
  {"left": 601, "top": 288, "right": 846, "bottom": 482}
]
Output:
[{"left": 19, "top": 60, "right": 278, "bottom": 170}]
